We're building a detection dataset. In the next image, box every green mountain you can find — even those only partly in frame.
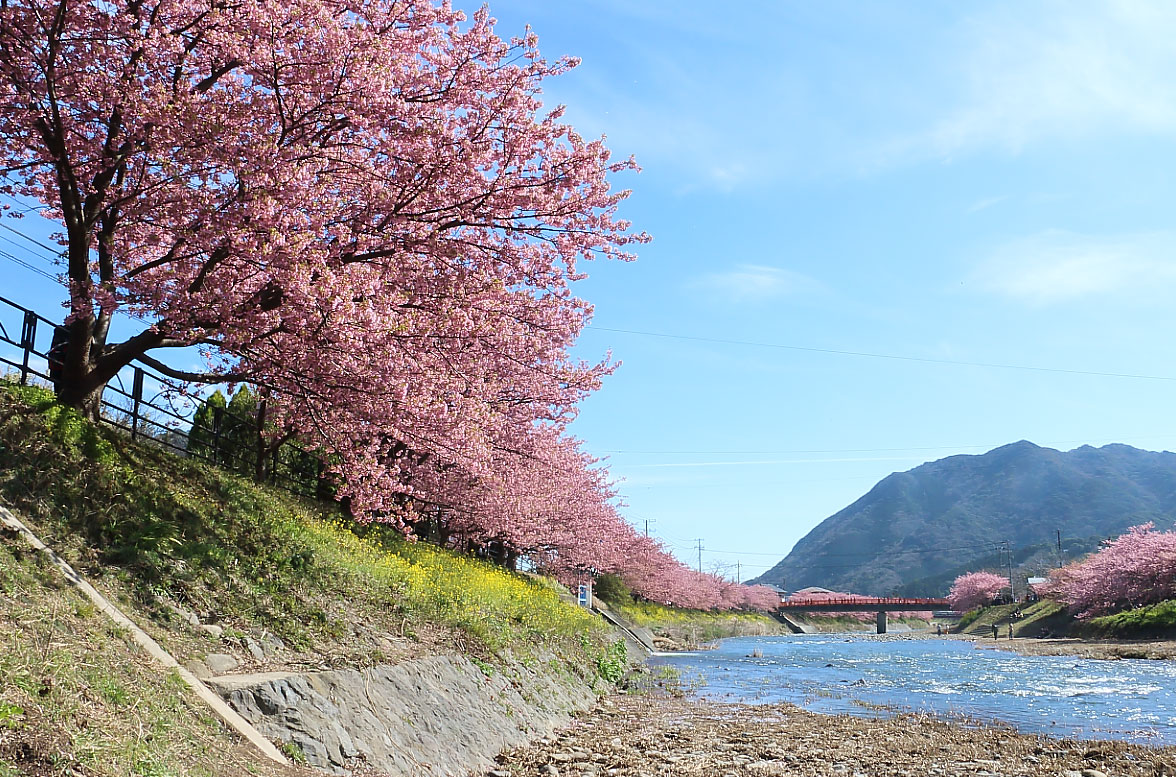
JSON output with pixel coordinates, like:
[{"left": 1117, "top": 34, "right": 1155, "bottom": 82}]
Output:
[{"left": 748, "top": 441, "right": 1176, "bottom": 596}]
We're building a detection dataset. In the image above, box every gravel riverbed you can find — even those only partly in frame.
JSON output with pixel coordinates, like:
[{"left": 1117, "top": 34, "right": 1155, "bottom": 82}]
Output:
[
  {"left": 980, "top": 637, "right": 1176, "bottom": 661},
  {"left": 481, "top": 694, "right": 1176, "bottom": 777}
]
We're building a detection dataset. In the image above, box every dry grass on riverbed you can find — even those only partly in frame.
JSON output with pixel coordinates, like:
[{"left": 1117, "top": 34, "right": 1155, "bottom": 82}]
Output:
[
  {"left": 979, "top": 637, "right": 1176, "bottom": 661},
  {"left": 484, "top": 694, "right": 1176, "bottom": 777}
]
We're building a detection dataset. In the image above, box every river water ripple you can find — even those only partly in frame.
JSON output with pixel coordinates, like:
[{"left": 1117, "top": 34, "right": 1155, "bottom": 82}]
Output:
[{"left": 649, "top": 634, "right": 1176, "bottom": 744}]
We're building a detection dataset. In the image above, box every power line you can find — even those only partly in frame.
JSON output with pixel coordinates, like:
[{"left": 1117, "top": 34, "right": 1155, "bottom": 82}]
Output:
[
  {"left": 0, "top": 246, "right": 156, "bottom": 327},
  {"left": 0, "top": 233, "right": 56, "bottom": 265},
  {"left": 0, "top": 221, "right": 62, "bottom": 257},
  {"left": 599, "top": 434, "right": 1176, "bottom": 456},
  {"left": 0, "top": 192, "right": 45, "bottom": 215},
  {"left": 624, "top": 476, "right": 882, "bottom": 491},
  {"left": 587, "top": 325, "right": 1176, "bottom": 382},
  {"left": 0, "top": 249, "right": 57, "bottom": 283},
  {"left": 701, "top": 540, "right": 1003, "bottom": 559},
  {"left": 700, "top": 548, "right": 793, "bottom": 557}
]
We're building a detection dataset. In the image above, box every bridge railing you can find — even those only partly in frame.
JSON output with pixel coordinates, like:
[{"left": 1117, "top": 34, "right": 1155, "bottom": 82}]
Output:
[{"left": 780, "top": 596, "right": 948, "bottom": 608}]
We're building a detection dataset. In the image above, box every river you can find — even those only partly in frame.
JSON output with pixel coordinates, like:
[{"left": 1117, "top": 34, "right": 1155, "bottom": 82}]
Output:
[{"left": 649, "top": 634, "right": 1176, "bottom": 744}]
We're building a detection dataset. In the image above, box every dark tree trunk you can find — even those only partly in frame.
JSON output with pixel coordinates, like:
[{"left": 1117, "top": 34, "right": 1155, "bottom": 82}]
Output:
[
  {"left": 254, "top": 398, "right": 269, "bottom": 482},
  {"left": 56, "top": 332, "right": 105, "bottom": 420},
  {"left": 52, "top": 307, "right": 169, "bottom": 419},
  {"left": 57, "top": 379, "right": 105, "bottom": 420}
]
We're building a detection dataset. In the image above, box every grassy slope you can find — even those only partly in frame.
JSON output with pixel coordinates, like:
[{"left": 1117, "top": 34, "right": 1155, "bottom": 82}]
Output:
[
  {"left": 958, "top": 597, "right": 1176, "bottom": 640},
  {"left": 957, "top": 599, "right": 1069, "bottom": 638},
  {"left": 0, "top": 384, "right": 614, "bottom": 776},
  {"left": 611, "top": 599, "right": 784, "bottom": 646},
  {"left": 954, "top": 597, "right": 1176, "bottom": 639},
  {"left": 1087, "top": 600, "right": 1176, "bottom": 638},
  {"left": 0, "top": 536, "right": 315, "bottom": 777}
]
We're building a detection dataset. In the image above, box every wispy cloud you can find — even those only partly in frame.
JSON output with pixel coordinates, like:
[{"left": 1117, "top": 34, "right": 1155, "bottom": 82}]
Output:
[
  {"left": 972, "top": 230, "right": 1176, "bottom": 305},
  {"left": 916, "top": 3, "right": 1176, "bottom": 158},
  {"left": 626, "top": 456, "right": 924, "bottom": 469},
  {"left": 689, "top": 264, "right": 824, "bottom": 304},
  {"left": 548, "top": 61, "right": 792, "bottom": 192},
  {"left": 967, "top": 195, "right": 1009, "bottom": 214},
  {"left": 531, "top": 2, "right": 1176, "bottom": 185}
]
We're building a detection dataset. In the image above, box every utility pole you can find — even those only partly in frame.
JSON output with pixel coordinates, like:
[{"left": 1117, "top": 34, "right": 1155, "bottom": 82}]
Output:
[
  {"left": 644, "top": 518, "right": 655, "bottom": 537},
  {"left": 736, "top": 561, "right": 741, "bottom": 584},
  {"left": 695, "top": 538, "right": 704, "bottom": 574},
  {"left": 1004, "top": 540, "right": 1014, "bottom": 601}
]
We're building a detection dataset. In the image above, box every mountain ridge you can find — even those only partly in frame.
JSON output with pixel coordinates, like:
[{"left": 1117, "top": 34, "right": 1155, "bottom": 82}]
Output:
[{"left": 748, "top": 441, "right": 1176, "bottom": 595}]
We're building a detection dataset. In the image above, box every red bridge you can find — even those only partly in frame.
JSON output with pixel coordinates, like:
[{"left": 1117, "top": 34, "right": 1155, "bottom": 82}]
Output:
[{"left": 775, "top": 597, "right": 950, "bottom": 634}]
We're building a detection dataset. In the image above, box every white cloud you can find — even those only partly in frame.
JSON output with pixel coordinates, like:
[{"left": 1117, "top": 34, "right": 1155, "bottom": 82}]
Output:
[
  {"left": 973, "top": 230, "right": 1176, "bottom": 305},
  {"left": 528, "top": 2, "right": 1176, "bottom": 184},
  {"left": 918, "top": 3, "right": 1176, "bottom": 157},
  {"left": 626, "top": 456, "right": 923, "bottom": 469},
  {"left": 690, "top": 264, "right": 825, "bottom": 304},
  {"left": 967, "top": 195, "right": 1009, "bottom": 214}
]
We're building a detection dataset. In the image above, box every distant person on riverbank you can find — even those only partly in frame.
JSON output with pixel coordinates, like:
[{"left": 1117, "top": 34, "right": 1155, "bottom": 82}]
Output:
[{"left": 991, "top": 624, "right": 999, "bottom": 639}]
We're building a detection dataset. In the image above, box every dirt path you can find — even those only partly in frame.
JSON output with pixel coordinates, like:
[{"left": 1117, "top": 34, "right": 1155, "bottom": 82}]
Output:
[{"left": 483, "top": 694, "right": 1176, "bottom": 777}]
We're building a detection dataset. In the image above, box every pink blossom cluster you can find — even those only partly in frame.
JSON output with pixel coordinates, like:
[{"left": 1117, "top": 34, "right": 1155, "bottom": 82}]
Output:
[
  {"left": 947, "top": 571, "right": 1008, "bottom": 612},
  {"left": 427, "top": 426, "right": 778, "bottom": 609},
  {"left": 0, "top": 0, "right": 773, "bottom": 610},
  {"left": 1040, "top": 523, "right": 1176, "bottom": 618}
]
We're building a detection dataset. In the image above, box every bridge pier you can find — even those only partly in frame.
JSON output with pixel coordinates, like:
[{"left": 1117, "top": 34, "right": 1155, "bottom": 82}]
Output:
[{"left": 875, "top": 611, "right": 887, "bottom": 634}]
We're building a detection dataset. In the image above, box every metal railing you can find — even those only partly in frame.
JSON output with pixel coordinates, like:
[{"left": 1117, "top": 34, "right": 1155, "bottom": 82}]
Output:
[
  {"left": 778, "top": 596, "right": 949, "bottom": 611},
  {"left": 0, "top": 294, "right": 325, "bottom": 500}
]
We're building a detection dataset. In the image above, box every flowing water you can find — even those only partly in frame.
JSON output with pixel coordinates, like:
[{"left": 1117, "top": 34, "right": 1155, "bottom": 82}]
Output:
[{"left": 649, "top": 634, "right": 1176, "bottom": 743}]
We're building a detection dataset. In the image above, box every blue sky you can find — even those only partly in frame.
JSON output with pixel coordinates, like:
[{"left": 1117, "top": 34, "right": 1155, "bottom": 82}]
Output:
[
  {"left": 481, "top": 0, "right": 1176, "bottom": 581},
  {"left": 6, "top": 1, "right": 1176, "bottom": 584}
]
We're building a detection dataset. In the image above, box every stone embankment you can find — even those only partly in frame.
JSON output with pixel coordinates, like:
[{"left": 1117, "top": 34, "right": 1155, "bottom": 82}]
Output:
[
  {"left": 208, "top": 654, "right": 596, "bottom": 775},
  {"left": 486, "top": 694, "right": 1176, "bottom": 777}
]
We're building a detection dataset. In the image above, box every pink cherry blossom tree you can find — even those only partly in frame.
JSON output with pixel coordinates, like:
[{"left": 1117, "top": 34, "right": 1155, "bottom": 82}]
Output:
[
  {"left": 1, "top": 0, "right": 645, "bottom": 414},
  {"left": 0, "top": 0, "right": 644, "bottom": 505},
  {"left": 948, "top": 571, "right": 1008, "bottom": 612},
  {"left": 1041, "top": 523, "right": 1176, "bottom": 618},
  {"left": 0, "top": 0, "right": 788, "bottom": 612}
]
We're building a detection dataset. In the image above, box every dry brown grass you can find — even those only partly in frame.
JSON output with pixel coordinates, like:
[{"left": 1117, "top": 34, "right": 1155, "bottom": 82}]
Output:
[{"left": 0, "top": 530, "right": 320, "bottom": 777}]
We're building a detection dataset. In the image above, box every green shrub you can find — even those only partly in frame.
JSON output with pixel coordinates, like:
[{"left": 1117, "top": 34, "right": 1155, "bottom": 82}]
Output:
[
  {"left": 596, "top": 639, "right": 627, "bottom": 684},
  {"left": 592, "top": 573, "right": 631, "bottom": 606},
  {"left": 1088, "top": 599, "right": 1176, "bottom": 638},
  {"left": 279, "top": 741, "right": 308, "bottom": 764}
]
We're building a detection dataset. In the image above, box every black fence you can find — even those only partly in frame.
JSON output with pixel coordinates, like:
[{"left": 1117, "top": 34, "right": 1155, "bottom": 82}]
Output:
[{"left": 0, "top": 294, "right": 325, "bottom": 500}]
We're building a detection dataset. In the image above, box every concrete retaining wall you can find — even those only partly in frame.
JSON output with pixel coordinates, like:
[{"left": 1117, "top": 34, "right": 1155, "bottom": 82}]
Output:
[{"left": 207, "top": 653, "right": 597, "bottom": 776}]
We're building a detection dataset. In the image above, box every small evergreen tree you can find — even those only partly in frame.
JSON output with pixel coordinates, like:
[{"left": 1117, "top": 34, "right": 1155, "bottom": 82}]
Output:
[
  {"left": 222, "top": 387, "right": 260, "bottom": 477},
  {"left": 187, "top": 390, "right": 228, "bottom": 462},
  {"left": 187, "top": 388, "right": 261, "bottom": 478}
]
